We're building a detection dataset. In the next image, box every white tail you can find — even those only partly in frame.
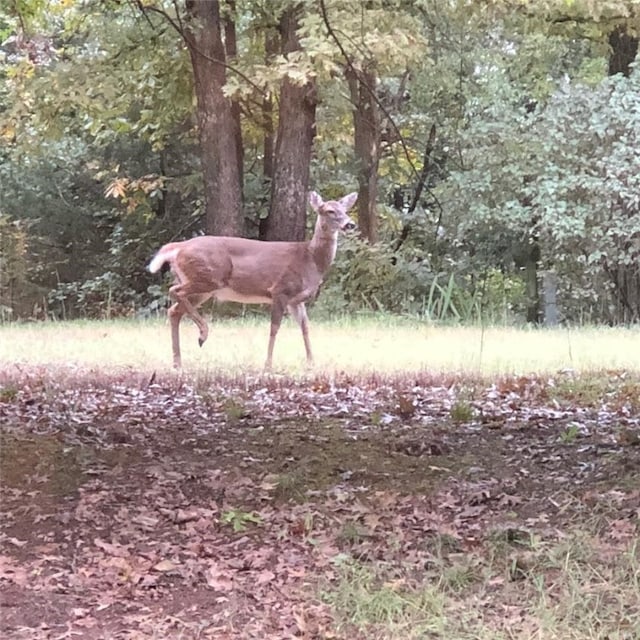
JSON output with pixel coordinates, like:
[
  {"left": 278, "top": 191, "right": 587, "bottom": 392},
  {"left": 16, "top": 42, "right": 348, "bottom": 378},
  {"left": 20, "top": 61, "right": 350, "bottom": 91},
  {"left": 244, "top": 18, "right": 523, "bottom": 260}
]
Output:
[
  {"left": 148, "top": 190, "right": 358, "bottom": 369},
  {"left": 148, "top": 247, "right": 179, "bottom": 274}
]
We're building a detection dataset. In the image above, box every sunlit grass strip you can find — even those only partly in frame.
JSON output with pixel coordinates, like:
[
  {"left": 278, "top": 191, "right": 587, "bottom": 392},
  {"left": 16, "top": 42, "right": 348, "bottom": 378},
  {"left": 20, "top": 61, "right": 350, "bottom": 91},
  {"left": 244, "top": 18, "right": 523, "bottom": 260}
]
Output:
[{"left": 0, "top": 317, "right": 639, "bottom": 375}]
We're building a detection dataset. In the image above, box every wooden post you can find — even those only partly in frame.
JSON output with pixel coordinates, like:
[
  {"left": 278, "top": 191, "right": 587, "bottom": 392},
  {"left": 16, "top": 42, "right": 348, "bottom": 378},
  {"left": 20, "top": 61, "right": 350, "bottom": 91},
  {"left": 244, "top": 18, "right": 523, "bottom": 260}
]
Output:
[{"left": 541, "top": 270, "right": 559, "bottom": 326}]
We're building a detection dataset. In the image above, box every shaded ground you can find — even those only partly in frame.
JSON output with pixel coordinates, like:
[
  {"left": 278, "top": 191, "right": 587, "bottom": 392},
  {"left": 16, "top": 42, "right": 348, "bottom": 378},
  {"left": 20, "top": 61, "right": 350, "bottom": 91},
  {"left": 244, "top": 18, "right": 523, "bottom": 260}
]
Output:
[{"left": 0, "top": 367, "right": 639, "bottom": 639}]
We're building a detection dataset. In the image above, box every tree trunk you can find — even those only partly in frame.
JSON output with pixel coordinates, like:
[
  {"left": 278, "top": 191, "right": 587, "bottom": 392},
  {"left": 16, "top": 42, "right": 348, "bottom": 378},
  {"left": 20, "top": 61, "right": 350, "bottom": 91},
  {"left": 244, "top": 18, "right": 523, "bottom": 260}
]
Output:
[
  {"left": 185, "top": 0, "right": 244, "bottom": 237},
  {"left": 607, "top": 26, "right": 639, "bottom": 321},
  {"left": 608, "top": 25, "right": 639, "bottom": 77},
  {"left": 259, "top": 29, "right": 278, "bottom": 240},
  {"left": 524, "top": 237, "right": 541, "bottom": 323},
  {"left": 346, "top": 65, "right": 380, "bottom": 243},
  {"left": 222, "top": 0, "right": 244, "bottom": 193},
  {"left": 264, "top": 5, "right": 317, "bottom": 242}
]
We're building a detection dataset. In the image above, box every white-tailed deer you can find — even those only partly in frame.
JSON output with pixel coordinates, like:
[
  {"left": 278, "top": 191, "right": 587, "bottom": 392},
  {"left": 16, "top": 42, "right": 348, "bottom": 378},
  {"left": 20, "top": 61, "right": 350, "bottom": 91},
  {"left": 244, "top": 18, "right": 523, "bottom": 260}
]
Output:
[{"left": 148, "top": 191, "right": 358, "bottom": 369}]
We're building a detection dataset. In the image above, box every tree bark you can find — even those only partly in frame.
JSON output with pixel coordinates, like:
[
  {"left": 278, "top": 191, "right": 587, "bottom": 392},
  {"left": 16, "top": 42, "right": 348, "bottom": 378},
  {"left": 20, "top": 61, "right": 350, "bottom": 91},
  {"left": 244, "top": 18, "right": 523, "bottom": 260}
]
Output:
[
  {"left": 185, "top": 0, "right": 244, "bottom": 237},
  {"left": 222, "top": 0, "right": 244, "bottom": 193},
  {"left": 607, "top": 25, "right": 639, "bottom": 321},
  {"left": 523, "top": 256, "right": 540, "bottom": 322},
  {"left": 608, "top": 25, "right": 639, "bottom": 77},
  {"left": 264, "top": 5, "right": 317, "bottom": 242},
  {"left": 524, "top": 221, "right": 541, "bottom": 323},
  {"left": 258, "top": 29, "right": 278, "bottom": 240},
  {"left": 346, "top": 65, "right": 380, "bottom": 243}
]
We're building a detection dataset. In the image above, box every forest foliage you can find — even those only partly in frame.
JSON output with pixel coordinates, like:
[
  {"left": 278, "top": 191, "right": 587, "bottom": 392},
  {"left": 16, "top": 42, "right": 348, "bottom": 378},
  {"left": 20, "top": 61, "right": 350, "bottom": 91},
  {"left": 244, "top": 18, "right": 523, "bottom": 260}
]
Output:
[{"left": 0, "top": 0, "right": 639, "bottom": 324}]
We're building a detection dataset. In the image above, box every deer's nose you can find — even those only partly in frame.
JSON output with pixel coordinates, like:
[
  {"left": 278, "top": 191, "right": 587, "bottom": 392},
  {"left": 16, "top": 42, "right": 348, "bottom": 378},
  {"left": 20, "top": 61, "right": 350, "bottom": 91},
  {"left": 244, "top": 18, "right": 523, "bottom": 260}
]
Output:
[{"left": 343, "top": 221, "right": 356, "bottom": 231}]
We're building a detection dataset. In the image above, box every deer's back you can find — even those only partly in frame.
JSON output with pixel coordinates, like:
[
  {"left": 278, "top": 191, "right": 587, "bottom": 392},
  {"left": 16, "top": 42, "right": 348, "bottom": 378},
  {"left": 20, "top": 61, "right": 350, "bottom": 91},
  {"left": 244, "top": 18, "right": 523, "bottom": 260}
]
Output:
[{"left": 175, "top": 235, "right": 315, "bottom": 302}]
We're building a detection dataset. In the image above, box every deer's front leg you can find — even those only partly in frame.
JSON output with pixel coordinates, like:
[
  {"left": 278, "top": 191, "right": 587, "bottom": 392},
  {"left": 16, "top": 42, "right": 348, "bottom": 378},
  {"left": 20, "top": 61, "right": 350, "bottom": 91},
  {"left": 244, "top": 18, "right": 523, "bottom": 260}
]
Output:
[
  {"left": 288, "top": 303, "right": 313, "bottom": 364},
  {"left": 265, "top": 298, "right": 287, "bottom": 370}
]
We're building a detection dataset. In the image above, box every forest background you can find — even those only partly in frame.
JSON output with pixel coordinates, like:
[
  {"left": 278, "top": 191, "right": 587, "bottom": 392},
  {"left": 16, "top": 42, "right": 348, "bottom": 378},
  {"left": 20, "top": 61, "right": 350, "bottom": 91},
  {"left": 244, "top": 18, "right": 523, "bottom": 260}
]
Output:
[{"left": 0, "top": 0, "right": 639, "bottom": 326}]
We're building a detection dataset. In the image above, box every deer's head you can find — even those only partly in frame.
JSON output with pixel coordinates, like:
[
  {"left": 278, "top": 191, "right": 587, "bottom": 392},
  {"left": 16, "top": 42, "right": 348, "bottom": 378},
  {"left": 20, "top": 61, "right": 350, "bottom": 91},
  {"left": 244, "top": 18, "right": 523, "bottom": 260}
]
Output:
[{"left": 309, "top": 191, "right": 358, "bottom": 233}]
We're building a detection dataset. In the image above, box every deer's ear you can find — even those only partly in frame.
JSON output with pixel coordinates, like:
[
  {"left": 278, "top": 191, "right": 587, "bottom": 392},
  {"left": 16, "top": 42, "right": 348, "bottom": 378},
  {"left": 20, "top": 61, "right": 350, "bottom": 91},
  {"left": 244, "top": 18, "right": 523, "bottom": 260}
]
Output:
[
  {"left": 308, "top": 191, "right": 324, "bottom": 211},
  {"left": 339, "top": 192, "right": 358, "bottom": 211}
]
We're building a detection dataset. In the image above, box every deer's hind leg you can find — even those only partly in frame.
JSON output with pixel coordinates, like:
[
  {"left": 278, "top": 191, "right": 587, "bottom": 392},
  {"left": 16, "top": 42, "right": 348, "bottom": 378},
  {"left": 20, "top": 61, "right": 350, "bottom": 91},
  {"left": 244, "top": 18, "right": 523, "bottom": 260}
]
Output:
[
  {"left": 169, "top": 280, "right": 214, "bottom": 348},
  {"left": 169, "top": 254, "right": 230, "bottom": 351},
  {"left": 168, "top": 292, "right": 213, "bottom": 368}
]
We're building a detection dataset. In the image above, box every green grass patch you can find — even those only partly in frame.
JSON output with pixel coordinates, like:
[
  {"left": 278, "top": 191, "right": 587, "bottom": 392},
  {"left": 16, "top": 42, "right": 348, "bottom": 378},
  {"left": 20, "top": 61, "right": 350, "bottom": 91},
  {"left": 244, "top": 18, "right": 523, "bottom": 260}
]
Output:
[
  {"left": 323, "top": 534, "right": 640, "bottom": 639},
  {"left": 1, "top": 317, "right": 639, "bottom": 375},
  {"left": 323, "top": 559, "right": 447, "bottom": 638}
]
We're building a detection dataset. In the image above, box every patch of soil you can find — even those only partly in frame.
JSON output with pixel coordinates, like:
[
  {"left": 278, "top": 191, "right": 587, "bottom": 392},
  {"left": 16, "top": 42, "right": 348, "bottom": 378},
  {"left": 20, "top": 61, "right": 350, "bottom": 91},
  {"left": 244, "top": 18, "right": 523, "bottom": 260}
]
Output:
[{"left": 1, "top": 367, "right": 639, "bottom": 638}]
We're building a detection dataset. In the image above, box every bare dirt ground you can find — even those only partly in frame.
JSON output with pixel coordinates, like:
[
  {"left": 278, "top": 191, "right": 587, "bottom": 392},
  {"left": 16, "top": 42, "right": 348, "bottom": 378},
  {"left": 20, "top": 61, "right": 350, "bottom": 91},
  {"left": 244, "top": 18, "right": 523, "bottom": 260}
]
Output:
[{"left": 1, "top": 367, "right": 639, "bottom": 639}]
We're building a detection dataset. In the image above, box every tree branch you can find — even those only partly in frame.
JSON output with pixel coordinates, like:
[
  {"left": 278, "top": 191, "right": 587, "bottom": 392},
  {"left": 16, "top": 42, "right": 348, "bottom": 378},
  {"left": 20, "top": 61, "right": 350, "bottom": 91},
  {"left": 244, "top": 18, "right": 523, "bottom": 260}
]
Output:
[
  {"left": 318, "top": 0, "right": 420, "bottom": 181},
  {"left": 11, "top": 0, "right": 28, "bottom": 36},
  {"left": 131, "top": 0, "right": 267, "bottom": 97},
  {"left": 132, "top": 0, "right": 184, "bottom": 40},
  {"left": 408, "top": 123, "right": 437, "bottom": 214},
  {"left": 393, "top": 123, "right": 443, "bottom": 253}
]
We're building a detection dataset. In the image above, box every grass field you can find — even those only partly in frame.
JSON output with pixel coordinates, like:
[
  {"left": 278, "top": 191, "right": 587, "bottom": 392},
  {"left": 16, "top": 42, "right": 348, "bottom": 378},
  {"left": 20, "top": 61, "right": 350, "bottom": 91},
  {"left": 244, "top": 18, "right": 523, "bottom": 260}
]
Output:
[{"left": 1, "top": 315, "right": 639, "bottom": 375}]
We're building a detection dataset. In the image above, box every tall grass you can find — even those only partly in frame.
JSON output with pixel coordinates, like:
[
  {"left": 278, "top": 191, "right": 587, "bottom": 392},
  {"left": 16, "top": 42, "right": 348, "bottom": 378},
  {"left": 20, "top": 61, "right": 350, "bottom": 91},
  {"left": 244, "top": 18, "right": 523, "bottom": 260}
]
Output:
[{"left": 1, "top": 316, "right": 638, "bottom": 375}]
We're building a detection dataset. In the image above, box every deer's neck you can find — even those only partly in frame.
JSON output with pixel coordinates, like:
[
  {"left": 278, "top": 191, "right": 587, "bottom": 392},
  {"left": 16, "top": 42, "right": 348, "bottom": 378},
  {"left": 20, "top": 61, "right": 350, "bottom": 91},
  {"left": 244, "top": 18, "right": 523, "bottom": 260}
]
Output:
[{"left": 309, "top": 223, "right": 338, "bottom": 274}]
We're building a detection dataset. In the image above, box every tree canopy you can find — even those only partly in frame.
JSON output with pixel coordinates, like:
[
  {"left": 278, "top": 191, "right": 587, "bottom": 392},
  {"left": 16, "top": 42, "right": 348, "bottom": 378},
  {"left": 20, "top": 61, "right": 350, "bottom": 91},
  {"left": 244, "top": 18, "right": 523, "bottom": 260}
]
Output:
[{"left": 0, "top": 0, "right": 638, "bottom": 323}]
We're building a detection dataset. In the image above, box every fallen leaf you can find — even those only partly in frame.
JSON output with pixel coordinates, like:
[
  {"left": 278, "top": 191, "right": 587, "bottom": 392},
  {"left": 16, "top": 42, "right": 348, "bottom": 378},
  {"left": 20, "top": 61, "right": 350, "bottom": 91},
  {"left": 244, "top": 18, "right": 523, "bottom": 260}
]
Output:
[
  {"left": 152, "top": 559, "right": 179, "bottom": 572},
  {"left": 256, "top": 569, "right": 276, "bottom": 584}
]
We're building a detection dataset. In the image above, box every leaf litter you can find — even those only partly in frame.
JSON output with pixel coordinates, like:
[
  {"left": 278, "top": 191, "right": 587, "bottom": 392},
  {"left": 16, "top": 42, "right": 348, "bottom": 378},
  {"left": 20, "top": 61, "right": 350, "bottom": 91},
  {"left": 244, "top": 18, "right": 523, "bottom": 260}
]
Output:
[{"left": 0, "top": 365, "right": 639, "bottom": 639}]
